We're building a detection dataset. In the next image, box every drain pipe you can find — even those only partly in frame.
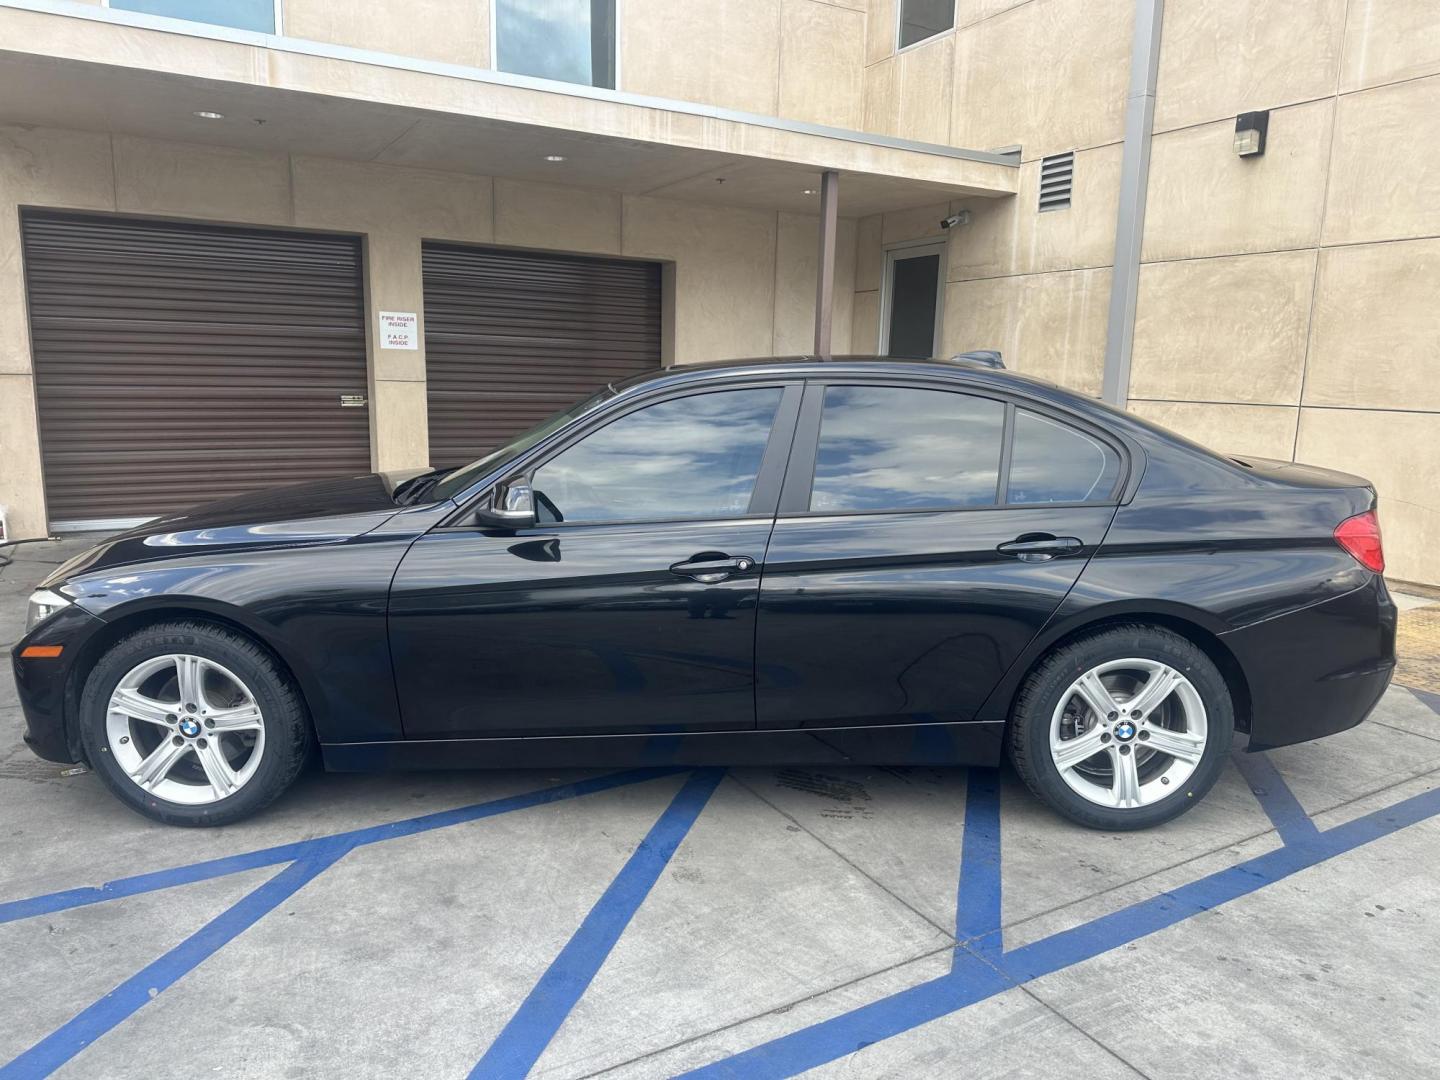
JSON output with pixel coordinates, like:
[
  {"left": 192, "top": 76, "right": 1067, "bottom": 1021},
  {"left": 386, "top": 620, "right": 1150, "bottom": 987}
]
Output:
[{"left": 1101, "top": 0, "right": 1164, "bottom": 407}]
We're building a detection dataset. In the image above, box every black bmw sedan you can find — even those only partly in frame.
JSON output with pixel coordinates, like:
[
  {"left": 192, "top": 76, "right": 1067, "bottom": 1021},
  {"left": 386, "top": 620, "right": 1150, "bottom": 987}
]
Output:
[{"left": 13, "top": 356, "right": 1396, "bottom": 829}]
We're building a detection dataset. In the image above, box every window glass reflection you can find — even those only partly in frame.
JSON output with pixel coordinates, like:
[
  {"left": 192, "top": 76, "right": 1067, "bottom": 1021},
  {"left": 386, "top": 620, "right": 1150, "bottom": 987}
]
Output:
[
  {"left": 810, "top": 386, "right": 1004, "bottom": 512},
  {"left": 898, "top": 0, "right": 954, "bottom": 48},
  {"left": 111, "top": 0, "right": 274, "bottom": 33},
  {"left": 1007, "top": 409, "right": 1120, "bottom": 504},
  {"left": 532, "top": 388, "right": 781, "bottom": 524},
  {"left": 496, "top": 0, "right": 617, "bottom": 89}
]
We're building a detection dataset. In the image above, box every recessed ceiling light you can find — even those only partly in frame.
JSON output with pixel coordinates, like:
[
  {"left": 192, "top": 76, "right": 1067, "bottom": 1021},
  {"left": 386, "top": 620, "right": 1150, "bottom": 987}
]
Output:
[
  {"left": 544, "top": 154, "right": 566, "bottom": 162},
  {"left": 193, "top": 110, "right": 225, "bottom": 120},
  {"left": 802, "top": 188, "right": 818, "bottom": 195}
]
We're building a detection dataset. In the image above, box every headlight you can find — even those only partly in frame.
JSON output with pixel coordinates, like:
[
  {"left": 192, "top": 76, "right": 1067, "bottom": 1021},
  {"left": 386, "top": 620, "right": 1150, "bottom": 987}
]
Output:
[{"left": 26, "top": 589, "right": 72, "bottom": 632}]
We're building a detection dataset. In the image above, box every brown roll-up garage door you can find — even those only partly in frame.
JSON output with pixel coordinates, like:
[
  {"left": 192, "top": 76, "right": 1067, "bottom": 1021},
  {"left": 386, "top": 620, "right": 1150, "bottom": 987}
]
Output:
[
  {"left": 422, "top": 243, "right": 662, "bottom": 469},
  {"left": 22, "top": 211, "right": 370, "bottom": 524}
]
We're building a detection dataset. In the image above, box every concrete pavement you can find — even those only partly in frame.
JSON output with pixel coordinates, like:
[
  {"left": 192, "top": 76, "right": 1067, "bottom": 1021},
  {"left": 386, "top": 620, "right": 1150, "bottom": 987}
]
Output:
[{"left": 2, "top": 536, "right": 1438, "bottom": 1079}]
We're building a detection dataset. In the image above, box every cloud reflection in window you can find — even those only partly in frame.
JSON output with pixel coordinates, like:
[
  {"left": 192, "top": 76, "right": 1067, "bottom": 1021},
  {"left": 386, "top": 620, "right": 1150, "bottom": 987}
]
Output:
[
  {"left": 496, "top": 0, "right": 595, "bottom": 86},
  {"left": 811, "top": 386, "right": 1005, "bottom": 512},
  {"left": 533, "top": 388, "right": 781, "bottom": 524}
]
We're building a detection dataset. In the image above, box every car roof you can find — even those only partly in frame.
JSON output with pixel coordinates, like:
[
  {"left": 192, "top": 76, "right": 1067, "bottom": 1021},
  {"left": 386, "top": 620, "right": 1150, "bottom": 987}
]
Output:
[{"left": 611, "top": 354, "right": 1084, "bottom": 409}]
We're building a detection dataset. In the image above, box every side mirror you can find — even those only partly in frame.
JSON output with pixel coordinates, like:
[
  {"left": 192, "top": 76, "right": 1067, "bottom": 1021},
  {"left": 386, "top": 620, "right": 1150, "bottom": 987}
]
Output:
[{"left": 471, "top": 482, "right": 537, "bottom": 531}]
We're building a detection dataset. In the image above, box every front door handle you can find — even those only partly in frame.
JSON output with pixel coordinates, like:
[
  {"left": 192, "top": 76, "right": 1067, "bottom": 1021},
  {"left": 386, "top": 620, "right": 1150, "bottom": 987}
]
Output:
[
  {"left": 996, "top": 534, "right": 1084, "bottom": 562},
  {"left": 669, "top": 553, "right": 756, "bottom": 583}
]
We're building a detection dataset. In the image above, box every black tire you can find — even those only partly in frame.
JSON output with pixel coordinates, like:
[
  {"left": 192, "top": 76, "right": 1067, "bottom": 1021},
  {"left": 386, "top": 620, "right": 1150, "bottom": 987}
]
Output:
[
  {"left": 1008, "top": 623, "right": 1234, "bottom": 830},
  {"left": 79, "top": 620, "right": 311, "bottom": 826}
]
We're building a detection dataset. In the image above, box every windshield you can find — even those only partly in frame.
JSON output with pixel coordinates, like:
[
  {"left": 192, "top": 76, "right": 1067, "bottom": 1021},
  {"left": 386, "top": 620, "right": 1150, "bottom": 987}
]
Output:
[{"left": 427, "top": 387, "right": 615, "bottom": 502}]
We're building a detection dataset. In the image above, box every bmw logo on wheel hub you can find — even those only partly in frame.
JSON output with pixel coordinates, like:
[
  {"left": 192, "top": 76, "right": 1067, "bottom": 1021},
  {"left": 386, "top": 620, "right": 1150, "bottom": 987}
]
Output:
[
  {"left": 178, "top": 717, "right": 202, "bottom": 738},
  {"left": 1113, "top": 719, "right": 1137, "bottom": 742}
]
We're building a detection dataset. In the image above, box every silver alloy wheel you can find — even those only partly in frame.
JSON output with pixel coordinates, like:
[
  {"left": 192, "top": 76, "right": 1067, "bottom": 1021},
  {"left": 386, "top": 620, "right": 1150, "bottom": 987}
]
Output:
[
  {"left": 1048, "top": 657, "right": 1208, "bottom": 810},
  {"left": 106, "top": 653, "right": 266, "bottom": 806}
]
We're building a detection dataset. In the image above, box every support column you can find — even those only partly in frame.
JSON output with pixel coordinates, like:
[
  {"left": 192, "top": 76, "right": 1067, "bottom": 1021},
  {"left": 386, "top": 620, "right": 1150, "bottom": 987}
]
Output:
[
  {"left": 813, "top": 170, "right": 840, "bottom": 357},
  {"left": 1101, "top": 0, "right": 1164, "bottom": 407}
]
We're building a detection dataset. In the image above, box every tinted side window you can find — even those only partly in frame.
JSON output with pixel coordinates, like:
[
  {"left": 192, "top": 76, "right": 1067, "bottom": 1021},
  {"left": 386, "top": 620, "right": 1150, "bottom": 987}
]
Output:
[
  {"left": 1007, "top": 409, "right": 1121, "bottom": 504},
  {"left": 532, "top": 388, "right": 782, "bottom": 524},
  {"left": 810, "top": 386, "right": 1005, "bottom": 512}
]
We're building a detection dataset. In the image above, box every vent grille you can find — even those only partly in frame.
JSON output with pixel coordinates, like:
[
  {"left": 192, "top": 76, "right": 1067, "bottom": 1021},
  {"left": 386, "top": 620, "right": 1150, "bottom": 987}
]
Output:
[{"left": 1038, "top": 151, "right": 1074, "bottom": 212}]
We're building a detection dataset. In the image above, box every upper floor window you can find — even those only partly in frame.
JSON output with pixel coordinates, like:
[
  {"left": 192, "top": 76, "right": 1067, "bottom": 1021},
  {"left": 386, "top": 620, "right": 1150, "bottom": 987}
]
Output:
[
  {"left": 108, "top": 0, "right": 277, "bottom": 33},
  {"left": 897, "top": 0, "right": 954, "bottom": 49},
  {"left": 495, "top": 0, "right": 617, "bottom": 89}
]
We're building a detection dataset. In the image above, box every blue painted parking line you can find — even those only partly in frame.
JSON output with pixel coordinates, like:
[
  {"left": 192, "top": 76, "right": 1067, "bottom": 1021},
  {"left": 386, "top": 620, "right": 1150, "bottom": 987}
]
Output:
[
  {"left": 6, "top": 750, "right": 1439, "bottom": 1079},
  {"left": 0, "top": 767, "right": 687, "bottom": 927},
  {"left": 952, "top": 769, "right": 1002, "bottom": 961},
  {"left": 1, "top": 840, "right": 354, "bottom": 1080},
  {"left": 472, "top": 768, "right": 725, "bottom": 1079},
  {"left": 1230, "top": 749, "right": 1321, "bottom": 845},
  {"left": 1, "top": 767, "right": 691, "bottom": 1078},
  {"left": 679, "top": 763, "right": 1440, "bottom": 1080}
]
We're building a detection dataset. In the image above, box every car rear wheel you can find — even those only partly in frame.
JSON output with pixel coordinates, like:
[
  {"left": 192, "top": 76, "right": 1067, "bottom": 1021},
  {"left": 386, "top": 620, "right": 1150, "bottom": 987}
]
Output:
[
  {"left": 79, "top": 621, "right": 310, "bottom": 826},
  {"left": 1008, "top": 624, "right": 1234, "bottom": 830}
]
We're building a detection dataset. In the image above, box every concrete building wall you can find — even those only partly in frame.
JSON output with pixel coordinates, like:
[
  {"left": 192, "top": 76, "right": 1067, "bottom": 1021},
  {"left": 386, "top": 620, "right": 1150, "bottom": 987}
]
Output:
[
  {"left": 0, "top": 125, "right": 854, "bottom": 540},
  {"left": 850, "top": 0, "right": 1440, "bottom": 585},
  {"left": 1129, "top": 0, "right": 1440, "bottom": 585},
  {"left": 852, "top": 0, "right": 1130, "bottom": 399},
  {"left": 621, "top": 0, "right": 867, "bottom": 128},
  {"left": 284, "top": 0, "right": 491, "bottom": 69},
  {"left": 2, "top": 0, "right": 1437, "bottom": 582}
]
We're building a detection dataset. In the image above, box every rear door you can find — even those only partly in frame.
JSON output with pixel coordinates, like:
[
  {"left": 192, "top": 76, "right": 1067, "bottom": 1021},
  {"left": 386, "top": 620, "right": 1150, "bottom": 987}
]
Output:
[{"left": 756, "top": 380, "right": 1125, "bottom": 729}]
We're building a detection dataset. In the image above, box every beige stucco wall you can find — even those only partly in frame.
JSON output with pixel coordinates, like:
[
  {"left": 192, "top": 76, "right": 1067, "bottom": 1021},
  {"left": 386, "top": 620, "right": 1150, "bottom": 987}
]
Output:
[
  {"left": 620, "top": 0, "right": 866, "bottom": 127},
  {"left": 0, "top": 125, "right": 853, "bottom": 539},
  {"left": 284, "top": 0, "right": 490, "bottom": 69},
  {"left": 852, "top": 0, "right": 1128, "bottom": 402},
  {"left": 3, "top": 0, "right": 1438, "bottom": 583},
  {"left": 847, "top": 0, "right": 1440, "bottom": 585},
  {"left": 1129, "top": 0, "right": 1440, "bottom": 584}
]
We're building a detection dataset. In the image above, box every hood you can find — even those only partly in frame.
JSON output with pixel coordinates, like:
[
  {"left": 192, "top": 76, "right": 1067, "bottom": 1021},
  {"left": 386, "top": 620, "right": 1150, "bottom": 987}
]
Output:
[{"left": 45, "top": 470, "right": 430, "bottom": 584}]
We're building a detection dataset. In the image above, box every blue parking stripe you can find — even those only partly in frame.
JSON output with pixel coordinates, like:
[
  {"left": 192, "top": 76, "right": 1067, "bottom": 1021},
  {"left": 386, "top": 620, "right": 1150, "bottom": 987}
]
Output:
[
  {"left": 953, "top": 768, "right": 1003, "bottom": 959},
  {"left": 679, "top": 779, "right": 1440, "bottom": 1080},
  {"left": 682, "top": 951, "right": 1014, "bottom": 1080},
  {"left": 470, "top": 768, "right": 726, "bottom": 1080},
  {"left": 1231, "top": 750, "right": 1321, "bottom": 846},
  {"left": 0, "top": 767, "right": 686, "bottom": 926},
  {"left": 1, "top": 841, "right": 353, "bottom": 1080}
]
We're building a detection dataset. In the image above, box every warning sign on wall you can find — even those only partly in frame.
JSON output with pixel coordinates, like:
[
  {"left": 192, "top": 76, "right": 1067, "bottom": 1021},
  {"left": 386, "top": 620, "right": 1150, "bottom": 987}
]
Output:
[{"left": 378, "top": 311, "right": 419, "bottom": 350}]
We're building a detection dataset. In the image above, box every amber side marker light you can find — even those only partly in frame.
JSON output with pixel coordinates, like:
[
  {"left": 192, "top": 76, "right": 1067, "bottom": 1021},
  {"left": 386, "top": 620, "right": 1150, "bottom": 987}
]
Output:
[{"left": 20, "top": 645, "right": 64, "bottom": 659}]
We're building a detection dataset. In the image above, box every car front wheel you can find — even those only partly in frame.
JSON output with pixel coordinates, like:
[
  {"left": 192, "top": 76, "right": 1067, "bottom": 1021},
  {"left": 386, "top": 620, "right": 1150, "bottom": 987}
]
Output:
[
  {"left": 79, "top": 620, "right": 310, "bottom": 826},
  {"left": 1008, "top": 624, "right": 1234, "bottom": 830}
]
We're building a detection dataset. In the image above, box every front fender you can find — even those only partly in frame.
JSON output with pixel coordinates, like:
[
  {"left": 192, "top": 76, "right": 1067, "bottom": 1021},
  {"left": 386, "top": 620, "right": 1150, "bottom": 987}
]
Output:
[{"left": 62, "top": 537, "right": 409, "bottom": 743}]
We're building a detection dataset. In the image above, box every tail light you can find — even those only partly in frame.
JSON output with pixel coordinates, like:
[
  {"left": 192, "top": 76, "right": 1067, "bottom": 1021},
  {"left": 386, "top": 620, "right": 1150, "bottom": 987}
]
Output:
[{"left": 1334, "top": 510, "right": 1384, "bottom": 573}]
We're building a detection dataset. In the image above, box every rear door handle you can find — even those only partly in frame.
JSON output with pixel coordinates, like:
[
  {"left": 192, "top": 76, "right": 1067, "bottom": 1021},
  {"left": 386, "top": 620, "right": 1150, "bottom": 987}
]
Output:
[
  {"left": 669, "top": 554, "right": 756, "bottom": 583},
  {"left": 996, "top": 534, "right": 1084, "bottom": 562}
]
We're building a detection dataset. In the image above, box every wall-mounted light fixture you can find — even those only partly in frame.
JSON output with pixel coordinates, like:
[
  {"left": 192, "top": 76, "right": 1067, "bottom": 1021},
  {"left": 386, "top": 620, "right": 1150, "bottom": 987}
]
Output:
[{"left": 1234, "top": 111, "right": 1269, "bottom": 158}]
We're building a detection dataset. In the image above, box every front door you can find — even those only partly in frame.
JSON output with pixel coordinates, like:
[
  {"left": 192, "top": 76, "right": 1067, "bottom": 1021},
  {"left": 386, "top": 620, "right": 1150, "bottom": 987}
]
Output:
[
  {"left": 390, "top": 382, "right": 799, "bottom": 738},
  {"left": 757, "top": 381, "right": 1125, "bottom": 729}
]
